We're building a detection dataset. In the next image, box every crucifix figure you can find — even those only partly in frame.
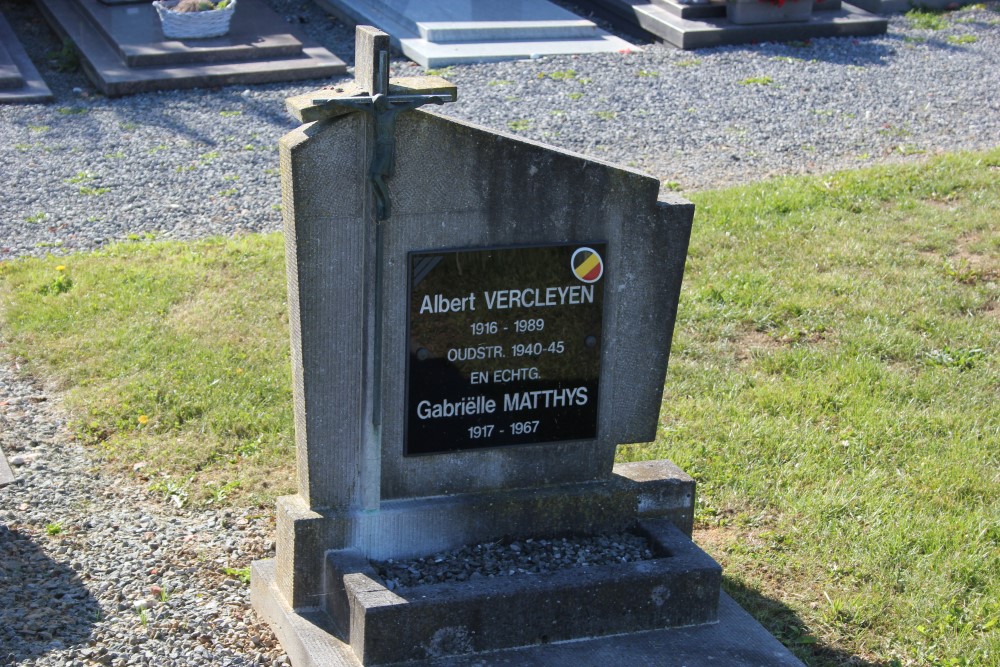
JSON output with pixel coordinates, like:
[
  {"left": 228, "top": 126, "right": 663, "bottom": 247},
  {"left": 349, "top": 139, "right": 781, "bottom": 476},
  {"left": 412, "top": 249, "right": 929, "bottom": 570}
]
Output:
[
  {"left": 310, "top": 27, "right": 457, "bottom": 221},
  {"left": 287, "top": 27, "right": 457, "bottom": 427}
]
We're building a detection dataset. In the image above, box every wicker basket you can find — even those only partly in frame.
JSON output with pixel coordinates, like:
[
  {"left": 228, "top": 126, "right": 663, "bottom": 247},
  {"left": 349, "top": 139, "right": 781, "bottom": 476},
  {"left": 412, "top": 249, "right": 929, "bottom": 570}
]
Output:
[{"left": 153, "top": 0, "right": 237, "bottom": 39}]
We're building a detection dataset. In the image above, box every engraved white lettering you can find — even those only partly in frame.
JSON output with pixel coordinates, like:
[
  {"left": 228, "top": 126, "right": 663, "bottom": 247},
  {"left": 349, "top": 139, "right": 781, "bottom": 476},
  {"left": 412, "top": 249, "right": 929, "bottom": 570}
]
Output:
[
  {"left": 483, "top": 285, "right": 593, "bottom": 310},
  {"left": 503, "top": 387, "right": 588, "bottom": 412},
  {"left": 492, "top": 367, "right": 540, "bottom": 383},
  {"left": 416, "top": 396, "right": 497, "bottom": 420},
  {"left": 446, "top": 346, "right": 504, "bottom": 362},
  {"left": 419, "top": 292, "right": 476, "bottom": 314}
]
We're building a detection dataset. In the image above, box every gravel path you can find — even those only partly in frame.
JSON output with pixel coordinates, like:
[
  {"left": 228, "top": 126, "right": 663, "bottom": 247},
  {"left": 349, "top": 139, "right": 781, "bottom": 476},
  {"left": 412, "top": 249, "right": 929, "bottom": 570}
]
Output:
[{"left": 1, "top": 0, "right": 998, "bottom": 665}]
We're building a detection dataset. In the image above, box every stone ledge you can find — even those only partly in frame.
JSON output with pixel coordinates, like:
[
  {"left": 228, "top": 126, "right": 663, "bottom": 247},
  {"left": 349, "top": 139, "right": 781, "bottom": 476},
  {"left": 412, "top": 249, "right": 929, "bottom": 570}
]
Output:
[
  {"left": 251, "top": 558, "right": 805, "bottom": 667},
  {"left": 0, "top": 10, "right": 54, "bottom": 103},
  {"left": 325, "top": 519, "right": 721, "bottom": 665},
  {"left": 614, "top": 459, "right": 696, "bottom": 535},
  {"left": 271, "top": 459, "right": 697, "bottom": 608}
]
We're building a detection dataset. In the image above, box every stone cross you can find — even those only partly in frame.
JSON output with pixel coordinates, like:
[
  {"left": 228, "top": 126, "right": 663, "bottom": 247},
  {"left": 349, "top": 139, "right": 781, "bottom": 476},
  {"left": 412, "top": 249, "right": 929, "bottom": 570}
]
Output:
[
  {"left": 286, "top": 27, "right": 458, "bottom": 429},
  {"left": 310, "top": 27, "right": 456, "bottom": 222}
]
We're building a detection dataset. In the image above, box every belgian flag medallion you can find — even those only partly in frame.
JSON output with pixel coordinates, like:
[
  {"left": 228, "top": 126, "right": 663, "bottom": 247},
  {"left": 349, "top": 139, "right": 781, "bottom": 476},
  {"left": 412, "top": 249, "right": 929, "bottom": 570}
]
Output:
[{"left": 571, "top": 247, "right": 604, "bottom": 284}]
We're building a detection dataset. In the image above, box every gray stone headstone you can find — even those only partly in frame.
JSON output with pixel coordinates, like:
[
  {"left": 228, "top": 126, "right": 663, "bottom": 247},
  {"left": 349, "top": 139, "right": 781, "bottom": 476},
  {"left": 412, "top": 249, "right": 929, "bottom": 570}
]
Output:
[{"left": 248, "top": 25, "right": 810, "bottom": 667}]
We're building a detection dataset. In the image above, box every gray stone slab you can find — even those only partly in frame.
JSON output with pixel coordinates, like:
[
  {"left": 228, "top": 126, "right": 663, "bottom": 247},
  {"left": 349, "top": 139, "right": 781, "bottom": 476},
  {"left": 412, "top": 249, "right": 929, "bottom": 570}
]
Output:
[
  {"left": 417, "top": 20, "right": 600, "bottom": 43},
  {"left": 0, "top": 39, "right": 24, "bottom": 89},
  {"left": 353, "top": 0, "right": 607, "bottom": 32},
  {"left": 0, "top": 10, "right": 54, "bottom": 103},
  {"left": 0, "top": 445, "right": 15, "bottom": 488},
  {"left": 585, "top": 0, "right": 885, "bottom": 49},
  {"left": 313, "top": 0, "right": 638, "bottom": 68},
  {"left": 35, "top": 0, "right": 345, "bottom": 97},
  {"left": 847, "top": 0, "right": 909, "bottom": 11},
  {"left": 642, "top": 0, "right": 840, "bottom": 20},
  {"left": 75, "top": 0, "right": 305, "bottom": 67},
  {"left": 252, "top": 558, "right": 805, "bottom": 667}
]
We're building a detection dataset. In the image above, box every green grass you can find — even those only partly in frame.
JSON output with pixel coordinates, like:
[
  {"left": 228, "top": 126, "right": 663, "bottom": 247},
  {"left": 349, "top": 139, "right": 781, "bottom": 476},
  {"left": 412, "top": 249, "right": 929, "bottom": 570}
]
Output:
[
  {"left": 0, "top": 235, "right": 294, "bottom": 506},
  {"left": 740, "top": 75, "right": 775, "bottom": 86},
  {"left": 906, "top": 8, "right": 950, "bottom": 30},
  {"left": 1, "top": 150, "right": 998, "bottom": 665},
  {"left": 621, "top": 149, "right": 999, "bottom": 665},
  {"left": 223, "top": 566, "right": 252, "bottom": 585},
  {"left": 947, "top": 34, "right": 978, "bottom": 45}
]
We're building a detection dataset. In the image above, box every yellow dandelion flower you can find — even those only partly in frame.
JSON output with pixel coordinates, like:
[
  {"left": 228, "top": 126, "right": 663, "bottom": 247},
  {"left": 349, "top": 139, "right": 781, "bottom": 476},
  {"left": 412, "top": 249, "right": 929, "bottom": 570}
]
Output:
[
  {"left": 56, "top": 265, "right": 66, "bottom": 272},
  {"left": 138, "top": 415, "right": 149, "bottom": 425}
]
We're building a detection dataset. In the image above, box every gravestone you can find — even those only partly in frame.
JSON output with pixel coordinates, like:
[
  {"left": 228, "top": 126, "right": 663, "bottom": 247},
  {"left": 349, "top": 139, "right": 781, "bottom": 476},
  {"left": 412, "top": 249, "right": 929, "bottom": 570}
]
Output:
[
  {"left": 577, "top": 0, "right": 886, "bottom": 49},
  {"left": 251, "top": 25, "right": 804, "bottom": 667},
  {"left": 34, "top": 0, "right": 345, "bottom": 96},
  {"left": 313, "top": 0, "right": 637, "bottom": 68}
]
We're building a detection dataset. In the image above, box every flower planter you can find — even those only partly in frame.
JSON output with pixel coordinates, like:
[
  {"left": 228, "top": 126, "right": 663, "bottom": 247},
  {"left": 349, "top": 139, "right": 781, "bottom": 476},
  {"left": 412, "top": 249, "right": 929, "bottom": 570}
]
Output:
[
  {"left": 726, "top": 0, "right": 813, "bottom": 24},
  {"left": 153, "top": 0, "right": 237, "bottom": 39}
]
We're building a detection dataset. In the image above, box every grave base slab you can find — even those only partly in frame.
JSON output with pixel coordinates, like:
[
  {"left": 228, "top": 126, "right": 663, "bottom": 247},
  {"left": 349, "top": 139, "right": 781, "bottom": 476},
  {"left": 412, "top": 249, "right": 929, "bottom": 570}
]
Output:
[
  {"left": 252, "top": 558, "right": 805, "bottom": 666},
  {"left": 34, "top": 0, "right": 345, "bottom": 96},
  {"left": 312, "top": 0, "right": 638, "bottom": 68},
  {"left": 324, "top": 519, "right": 722, "bottom": 664},
  {"left": 271, "top": 460, "right": 697, "bottom": 609},
  {"left": 0, "top": 10, "right": 54, "bottom": 103},
  {"left": 579, "top": 0, "right": 886, "bottom": 49}
]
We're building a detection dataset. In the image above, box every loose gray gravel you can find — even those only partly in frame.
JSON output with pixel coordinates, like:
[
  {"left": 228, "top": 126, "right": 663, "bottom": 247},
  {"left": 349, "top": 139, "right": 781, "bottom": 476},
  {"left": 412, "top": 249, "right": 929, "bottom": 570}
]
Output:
[
  {"left": 1, "top": 0, "right": 998, "bottom": 259},
  {"left": 0, "top": 360, "right": 284, "bottom": 667},
  {"left": 375, "top": 532, "right": 655, "bottom": 590},
  {"left": 0, "top": 0, "right": 998, "bottom": 665}
]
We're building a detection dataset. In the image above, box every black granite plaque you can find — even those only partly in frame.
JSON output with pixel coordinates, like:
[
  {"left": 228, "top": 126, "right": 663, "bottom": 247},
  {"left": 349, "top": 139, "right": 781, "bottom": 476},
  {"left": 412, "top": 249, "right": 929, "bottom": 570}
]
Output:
[{"left": 406, "top": 243, "right": 606, "bottom": 455}]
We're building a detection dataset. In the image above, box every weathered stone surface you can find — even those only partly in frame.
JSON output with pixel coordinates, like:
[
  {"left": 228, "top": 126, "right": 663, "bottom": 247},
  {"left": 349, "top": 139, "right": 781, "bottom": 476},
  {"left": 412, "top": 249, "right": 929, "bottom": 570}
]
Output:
[
  {"left": 272, "top": 466, "right": 653, "bottom": 605},
  {"left": 616, "top": 459, "right": 696, "bottom": 535},
  {"left": 326, "top": 519, "right": 720, "bottom": 664},
  {"left": 252, "top": 558, "right": 806, "bottom": 667},
  {"left": 281, "top": 101, "right": 694, "bottom": 508}
]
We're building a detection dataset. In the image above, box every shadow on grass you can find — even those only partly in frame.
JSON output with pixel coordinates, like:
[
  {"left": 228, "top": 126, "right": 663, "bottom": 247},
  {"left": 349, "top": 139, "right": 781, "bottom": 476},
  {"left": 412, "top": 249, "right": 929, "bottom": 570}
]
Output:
[
  {"left": 724, "top": 576, "right": 900, "bottom": 667},
  {"left": 0, "top": 524, "right": 99, "bottom": 665}
]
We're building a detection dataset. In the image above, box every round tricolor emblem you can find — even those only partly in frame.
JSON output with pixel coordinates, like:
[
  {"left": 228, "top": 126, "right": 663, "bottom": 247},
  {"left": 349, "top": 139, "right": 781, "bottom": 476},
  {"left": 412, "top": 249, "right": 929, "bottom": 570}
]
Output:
[{"left": 571, "top": 247, "right": 604, "bottom": 284}]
